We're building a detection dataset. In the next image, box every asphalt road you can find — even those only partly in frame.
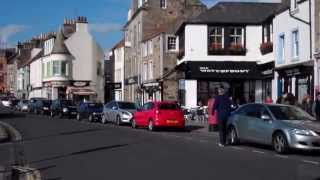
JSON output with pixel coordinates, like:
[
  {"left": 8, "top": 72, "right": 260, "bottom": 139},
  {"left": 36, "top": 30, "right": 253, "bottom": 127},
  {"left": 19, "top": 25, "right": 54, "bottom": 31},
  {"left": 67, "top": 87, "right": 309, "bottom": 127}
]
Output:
[{"left": 0, "top": 111, "right": 320, "bottom": 180}]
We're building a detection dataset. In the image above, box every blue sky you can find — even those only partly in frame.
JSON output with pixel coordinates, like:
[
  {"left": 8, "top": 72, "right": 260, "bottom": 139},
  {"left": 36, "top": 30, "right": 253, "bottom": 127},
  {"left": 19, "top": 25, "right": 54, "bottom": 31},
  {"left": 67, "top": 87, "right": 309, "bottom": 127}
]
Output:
[{"left": 0, "top": 0, "right": 279, "bottom": 51}]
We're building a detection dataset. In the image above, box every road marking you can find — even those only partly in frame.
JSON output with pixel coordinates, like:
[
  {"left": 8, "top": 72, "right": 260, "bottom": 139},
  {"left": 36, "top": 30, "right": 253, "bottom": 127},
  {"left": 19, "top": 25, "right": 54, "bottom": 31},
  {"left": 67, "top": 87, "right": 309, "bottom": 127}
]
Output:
[
  {"left": 274, "top": 154, "right": 289, "bottom": 159},
  {"left": 231, "top": 147, "right": 246, "bottom": 151},
  {"left": 302, "top": 160, "right": 320, "bottom": 165},
  {"left": 252, "top": 150, "right": 265, "bottom": 154}
]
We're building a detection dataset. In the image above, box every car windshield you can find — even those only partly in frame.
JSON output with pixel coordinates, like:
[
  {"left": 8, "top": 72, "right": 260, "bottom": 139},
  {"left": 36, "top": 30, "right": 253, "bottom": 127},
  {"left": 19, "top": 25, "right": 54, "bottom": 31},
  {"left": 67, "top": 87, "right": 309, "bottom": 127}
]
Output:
[
  {"left": 268, "top": 105, "right": 315, "bottom": 121},
  {"left": 42, "top": 100, "right": 51, "bottom": 106},
  {"left": 88, "top": 103, "right": 103, "bottom": 108},
  {"left": 118, "top": 102, "right": 137, "bottom": 109},
  {"left": 159, "top": 103, "right": 180, "bottom": 110},
  {"left": 61, "top": 100, "right": 75, "bottom": 106}
]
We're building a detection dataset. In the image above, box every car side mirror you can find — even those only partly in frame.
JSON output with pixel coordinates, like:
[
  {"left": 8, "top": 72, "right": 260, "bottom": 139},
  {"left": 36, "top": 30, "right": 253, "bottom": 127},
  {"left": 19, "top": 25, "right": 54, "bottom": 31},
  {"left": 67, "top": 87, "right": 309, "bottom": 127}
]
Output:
[
  {"left": 261, "top": 114, "right": 271, "bottom": 121},
  {"left": 112, "top": 106, "right": 118, "bottom": 110}
]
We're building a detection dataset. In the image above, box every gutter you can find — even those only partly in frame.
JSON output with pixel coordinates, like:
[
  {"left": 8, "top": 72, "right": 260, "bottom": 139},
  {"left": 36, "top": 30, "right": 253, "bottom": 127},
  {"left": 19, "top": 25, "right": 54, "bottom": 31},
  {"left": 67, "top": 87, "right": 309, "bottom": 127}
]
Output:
[{"left": 289, "top": 0, "right": 312, "bottom": 60}]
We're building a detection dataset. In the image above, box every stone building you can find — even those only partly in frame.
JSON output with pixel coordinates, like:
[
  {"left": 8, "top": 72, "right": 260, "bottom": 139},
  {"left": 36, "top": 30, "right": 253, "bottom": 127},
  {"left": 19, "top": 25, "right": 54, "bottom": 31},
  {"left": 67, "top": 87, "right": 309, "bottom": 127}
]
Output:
[
  {"left": 123, "top": 0, "right": 206, "bottom": 104},
  {"left": 0, "top": 49, "right": 15, "bottom": 95}
]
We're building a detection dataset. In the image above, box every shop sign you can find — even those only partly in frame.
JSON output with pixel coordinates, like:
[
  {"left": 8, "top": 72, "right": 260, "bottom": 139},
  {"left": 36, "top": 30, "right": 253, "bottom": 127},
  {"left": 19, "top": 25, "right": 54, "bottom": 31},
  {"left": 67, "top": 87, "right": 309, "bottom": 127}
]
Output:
[
  {"left": 284, "top": 68, "right": 301, "bottom": 76},
  {"left": 199, "top": 66, "right": 250, "bottom": 74},
  {"left": 125, "top": 76, "right": 138, "bottom": 85},
  {"left": 262, "top": 69, "right": 273, "bottom": 75},
  {"left": 73, "top": 81, "right": 88, "bottom": 87},
  {"left": 143, "top": 82, "right": 159, "bottom": 87},
  {"left": 298, "top": 78, "right": 308, "bottom": 84},
  {"left": 112, "top": 83, "right": 122, "bottom": 89}
]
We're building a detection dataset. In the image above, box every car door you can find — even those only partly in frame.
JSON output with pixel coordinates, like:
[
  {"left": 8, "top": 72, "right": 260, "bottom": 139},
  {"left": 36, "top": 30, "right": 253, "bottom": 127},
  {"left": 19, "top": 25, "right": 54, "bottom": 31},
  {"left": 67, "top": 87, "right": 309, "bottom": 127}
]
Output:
[
  {"left": 104, "top": 102, "right": 113, "bottom": 122},
  {"left": 238, "top": 105, "right": 261, "bottom": 142},
  {"left": 135, "top": 103, "right": 149, "bottom": 126},
  {"left": 245, "top": 105, "right": 270, "bottom": 143},
  {"left": 252, "top": 106, "right": 275, "bottom": 144}
]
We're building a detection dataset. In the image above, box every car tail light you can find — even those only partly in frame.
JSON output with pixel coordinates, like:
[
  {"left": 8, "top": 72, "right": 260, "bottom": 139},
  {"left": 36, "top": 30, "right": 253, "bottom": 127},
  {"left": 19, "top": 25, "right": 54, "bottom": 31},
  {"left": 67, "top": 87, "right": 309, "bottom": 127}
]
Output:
[{"left": 156, "top": 110, "right": 160, "bottom": 114}]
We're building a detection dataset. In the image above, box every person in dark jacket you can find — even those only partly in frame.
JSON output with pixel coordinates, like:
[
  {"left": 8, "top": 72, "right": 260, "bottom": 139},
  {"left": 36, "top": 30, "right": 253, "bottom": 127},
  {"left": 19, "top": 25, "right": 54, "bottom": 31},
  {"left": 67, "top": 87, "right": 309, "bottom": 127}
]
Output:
[
  {"left": 313, "top": 93, "right": 320, "bottom": 121},
  {"left": 213, "top": 88, "right": 232, "bottom": 147}
]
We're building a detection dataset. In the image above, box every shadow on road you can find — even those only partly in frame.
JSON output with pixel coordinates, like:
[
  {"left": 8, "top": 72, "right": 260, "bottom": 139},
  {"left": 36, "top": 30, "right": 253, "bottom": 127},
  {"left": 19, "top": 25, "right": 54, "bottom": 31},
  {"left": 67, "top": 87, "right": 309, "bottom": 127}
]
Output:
[{"left": 0, "top": 112, "right": 26, "bottom": 119}]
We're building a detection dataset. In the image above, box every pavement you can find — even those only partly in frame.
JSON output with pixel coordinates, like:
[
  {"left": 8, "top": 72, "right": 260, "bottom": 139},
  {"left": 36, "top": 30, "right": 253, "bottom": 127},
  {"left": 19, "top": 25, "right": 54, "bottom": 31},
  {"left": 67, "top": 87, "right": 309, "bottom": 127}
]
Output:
[{"left": 0, "top": 110, "right": 319, "bottom": 180}]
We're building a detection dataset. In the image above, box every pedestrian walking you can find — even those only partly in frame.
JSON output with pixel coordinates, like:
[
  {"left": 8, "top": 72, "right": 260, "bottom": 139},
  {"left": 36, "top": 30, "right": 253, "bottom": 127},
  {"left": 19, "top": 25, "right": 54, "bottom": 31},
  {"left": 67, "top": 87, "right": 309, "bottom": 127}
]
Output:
[
  {"left": 265, "top": 95, "right": 273, "bottom": 104},
  {"left": 313, "top": 93, "right": 320, "bottom": 121},
  {"left": 213, "top": 88, "right": 231, "bottom": 147},
  {"left": 301, "top": 94, "right": 313, "bottom": 115}
]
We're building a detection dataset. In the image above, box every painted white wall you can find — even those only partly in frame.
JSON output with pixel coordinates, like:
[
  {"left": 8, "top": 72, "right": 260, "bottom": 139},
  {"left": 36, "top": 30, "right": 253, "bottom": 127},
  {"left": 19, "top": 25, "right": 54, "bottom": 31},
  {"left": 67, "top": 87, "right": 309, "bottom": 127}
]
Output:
[
  {"left": 274, "top": 1, "right": 311, "bottom": 68},
  {"left": 114, "top": 46, "right": 125, "bottom": 101},
  {"left": 185, "top": 80, "right": 197, "bottom": 108},
  {"left": 65, "top": 22, "right": 105, "bottom": 102},
  {"left": 180, "top": 24, "right": 274, "bottom": 64},
  {"left": 30, "top": 57, "right": 43, "bottom": 98}
]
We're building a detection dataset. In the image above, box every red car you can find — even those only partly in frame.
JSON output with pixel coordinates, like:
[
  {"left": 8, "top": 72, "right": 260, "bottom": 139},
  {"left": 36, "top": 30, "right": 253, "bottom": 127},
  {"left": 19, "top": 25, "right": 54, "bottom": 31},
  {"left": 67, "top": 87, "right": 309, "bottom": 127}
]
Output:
[{"left": 132, "top": 101, "right": 185, "bottom": 131}]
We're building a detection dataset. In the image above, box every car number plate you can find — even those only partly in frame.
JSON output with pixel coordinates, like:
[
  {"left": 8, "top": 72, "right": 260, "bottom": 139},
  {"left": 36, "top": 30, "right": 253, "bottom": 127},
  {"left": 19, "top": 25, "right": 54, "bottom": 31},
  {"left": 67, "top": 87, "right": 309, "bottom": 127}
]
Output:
[{"left": 167, "top": 120, "right": 177, "bottom": 123}]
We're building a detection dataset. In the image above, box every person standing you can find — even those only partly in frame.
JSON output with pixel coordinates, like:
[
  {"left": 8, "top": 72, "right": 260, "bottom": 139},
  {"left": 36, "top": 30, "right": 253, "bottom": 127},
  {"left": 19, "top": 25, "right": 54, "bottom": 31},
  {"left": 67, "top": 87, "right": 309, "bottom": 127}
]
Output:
[
  {"left": 313, "top": 93, "right": 320, "bottom": 121},
  {"left": 213, "top": 88, "right": 231, "bottom": 147},
  {"left": 301, "top": 94, "right": 313, "bottom": 115}
]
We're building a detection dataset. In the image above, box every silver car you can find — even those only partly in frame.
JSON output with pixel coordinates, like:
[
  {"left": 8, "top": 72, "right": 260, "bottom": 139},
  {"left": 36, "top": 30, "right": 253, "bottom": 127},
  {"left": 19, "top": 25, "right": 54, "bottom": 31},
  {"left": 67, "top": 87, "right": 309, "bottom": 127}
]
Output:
[
  {"left": 102, "top": 101, "right": 138, "bottom": 125},
  {"left": 227, "top": 103, "right": 320, "bottom": 154}
]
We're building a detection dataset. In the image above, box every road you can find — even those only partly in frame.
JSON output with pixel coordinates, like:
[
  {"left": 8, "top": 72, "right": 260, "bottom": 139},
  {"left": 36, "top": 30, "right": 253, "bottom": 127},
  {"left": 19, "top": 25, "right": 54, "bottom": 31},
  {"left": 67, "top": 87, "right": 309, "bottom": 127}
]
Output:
[{"left": 0, "top": 111, "right": 320, "bottom": 180}]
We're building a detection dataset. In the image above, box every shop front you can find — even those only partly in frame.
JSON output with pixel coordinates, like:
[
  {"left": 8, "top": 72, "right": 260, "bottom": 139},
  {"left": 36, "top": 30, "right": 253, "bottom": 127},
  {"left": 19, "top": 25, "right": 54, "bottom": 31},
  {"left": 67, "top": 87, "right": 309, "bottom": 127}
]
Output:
[
  {"left": 66, "top": 81, "right": 97, "bottom": 103},
  {"left": 141, "top": 82, "right": 162, "bottom": 103},
  {"left": 276, "top": 64, "right": 314, "bottom": 103},
  {"left": 178, "top": 61, "right": 262, "bottom": 108},
  {"left": 43, "top": 81, "right": 69, "bottom": 100},
  {"left": 258, "top": 61, "right": 274, "bottom": 102}
]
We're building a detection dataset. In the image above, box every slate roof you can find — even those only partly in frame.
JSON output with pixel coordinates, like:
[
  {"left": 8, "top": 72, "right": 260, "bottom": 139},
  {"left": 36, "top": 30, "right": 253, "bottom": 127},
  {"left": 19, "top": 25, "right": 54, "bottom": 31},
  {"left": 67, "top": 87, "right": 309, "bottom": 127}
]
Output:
[
  {"left": 188, "top": 2, "right": 282, "bottom": 24},
  {"left": 51, "top": 28, "right": 71, "bottom": 55}
]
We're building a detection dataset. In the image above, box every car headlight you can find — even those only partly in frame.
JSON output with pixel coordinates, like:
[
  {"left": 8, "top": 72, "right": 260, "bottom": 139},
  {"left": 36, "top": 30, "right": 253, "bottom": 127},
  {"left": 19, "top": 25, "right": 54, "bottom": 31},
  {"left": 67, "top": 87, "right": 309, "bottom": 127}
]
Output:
[
  {"left": 291, "top": 129, "right": 317, "bottom": 136},
  {"left": 43, "top": 107, "right": 49, "bottom": 110},
  {"left": 63, "top": 108, "right": 69, "bottom": 112},
  {"left": 121, "top": 112, "right": 132, "bottom": 118}
]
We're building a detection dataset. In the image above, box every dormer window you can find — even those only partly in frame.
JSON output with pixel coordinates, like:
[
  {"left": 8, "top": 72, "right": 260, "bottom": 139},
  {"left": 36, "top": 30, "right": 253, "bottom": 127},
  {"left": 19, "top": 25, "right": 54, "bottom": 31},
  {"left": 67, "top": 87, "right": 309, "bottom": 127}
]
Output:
[{"left": 160, "top": 0, "right": 167, "bottom": 9}]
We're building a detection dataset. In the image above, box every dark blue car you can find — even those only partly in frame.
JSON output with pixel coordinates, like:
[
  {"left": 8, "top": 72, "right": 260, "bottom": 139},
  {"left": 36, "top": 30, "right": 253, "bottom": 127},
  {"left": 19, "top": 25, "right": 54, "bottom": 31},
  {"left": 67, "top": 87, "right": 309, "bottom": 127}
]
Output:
[{"left": 76, "top": 102, "right": 103, "bottom": 122}]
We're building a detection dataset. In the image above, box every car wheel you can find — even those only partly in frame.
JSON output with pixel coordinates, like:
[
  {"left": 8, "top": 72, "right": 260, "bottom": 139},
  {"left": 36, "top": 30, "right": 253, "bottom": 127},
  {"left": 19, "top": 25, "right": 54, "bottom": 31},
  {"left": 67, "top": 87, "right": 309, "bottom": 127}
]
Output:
[
  {"left": 131, "top": 119, "right": 137, "bottom": 129},
  {"left": 101, "top": 115, "right": 107, "bottom": 124},
  {"left": 273, "top": 132, "right": 289, "bottom": 154},
  {"left": 88, "top": 114, "right": 93, "bottom": 122},
  {"left": 148, "top": 120, "right": 155, "bottom": 131},
  {"left": 116, "top": 116, "right": 121, "bottom": 126},
  {"left": 228, "top": 126, "right": 239, "bottom": 145}
]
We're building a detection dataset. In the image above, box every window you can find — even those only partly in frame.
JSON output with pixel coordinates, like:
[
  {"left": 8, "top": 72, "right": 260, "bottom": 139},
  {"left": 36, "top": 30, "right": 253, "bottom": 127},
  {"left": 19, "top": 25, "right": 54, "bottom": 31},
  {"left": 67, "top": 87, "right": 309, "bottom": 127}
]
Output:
[
  {"left": 53, "top": 61, "right": 60, "bottom": 76},
  {"left": 230, "top": 27, "right": 243, "bottom": 46},
  {"left": 278, "top": 34, "right": 285, "bottom": 64},
  {"left": 160, "top": 0, "right": 167, "bottom": 9},
  {"left": 167, "top": 36, "right": 176, "bottom": 51},
  {"left": 148, "top": 40, "right": 153, "bottom": 55},
  {"left": 148, "top": 61, "right": 153, "bottom": 80},
  {"left": 143, "top": 63, "right": 148, "bottom": 81},
  {"left": 208, "top": 27, "right": 224, "bottom": 49},
  {"left": 292, "top": 30, "right": 299, "bottom": 59},
  {"left": 294, "top": 0, "right": 298, "bottom": 9}
]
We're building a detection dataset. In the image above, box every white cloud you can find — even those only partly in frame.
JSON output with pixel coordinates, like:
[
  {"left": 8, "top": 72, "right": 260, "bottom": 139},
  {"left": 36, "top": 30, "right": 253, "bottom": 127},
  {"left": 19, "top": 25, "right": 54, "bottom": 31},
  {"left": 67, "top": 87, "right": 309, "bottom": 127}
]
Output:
[
  {"left": 202, "top": 0, "right": 281, "bottom": 7},
  {"left": 0, "top": 24, "right": 29, "bottom": 44},
  {"left": 89, "top": 23, "right": 122, "bottom": 34}
]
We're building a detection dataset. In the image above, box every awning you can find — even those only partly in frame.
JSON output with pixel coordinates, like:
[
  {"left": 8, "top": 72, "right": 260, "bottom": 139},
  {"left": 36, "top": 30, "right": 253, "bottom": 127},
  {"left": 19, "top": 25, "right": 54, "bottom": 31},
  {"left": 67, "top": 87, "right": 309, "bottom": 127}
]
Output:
[
  {"left": 67, "top": 87, "right": 97, "bottom": 96},
  {"left": 183, "top": 61, "right": 261, "bottom": 79}
]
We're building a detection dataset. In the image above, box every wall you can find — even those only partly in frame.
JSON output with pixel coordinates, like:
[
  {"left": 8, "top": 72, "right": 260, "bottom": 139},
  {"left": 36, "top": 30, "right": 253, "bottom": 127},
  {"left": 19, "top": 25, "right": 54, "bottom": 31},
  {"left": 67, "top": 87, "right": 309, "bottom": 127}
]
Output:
[
  {"left": 181, "top": 24, "right": 273, "bottom": 64},
  {"left": 273, "top": 1, "right": 311, "bottom": 68}
]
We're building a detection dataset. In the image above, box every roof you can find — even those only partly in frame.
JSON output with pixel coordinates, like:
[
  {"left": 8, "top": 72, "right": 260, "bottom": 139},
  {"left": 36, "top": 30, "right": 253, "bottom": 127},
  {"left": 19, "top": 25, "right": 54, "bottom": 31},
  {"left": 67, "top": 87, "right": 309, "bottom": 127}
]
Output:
[
  {"left": 111, "top": 39, "right": 125, "bottom": 50},
  {"left": 188, "top": 2, "right": 282, "bottom": 24},
  {"left": 51, "top": 28, "right": 71, "bottom": 55}
]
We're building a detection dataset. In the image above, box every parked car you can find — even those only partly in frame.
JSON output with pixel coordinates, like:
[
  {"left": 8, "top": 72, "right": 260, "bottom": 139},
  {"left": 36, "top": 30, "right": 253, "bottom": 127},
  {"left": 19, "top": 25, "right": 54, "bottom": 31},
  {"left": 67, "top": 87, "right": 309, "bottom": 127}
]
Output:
[
  {"left": 76, "top": 102, "right": 103, "bottom": 122},
  {"left": 102, "top": 101, "right": 138, "bottom": 125},
  {"left": 1, "top": 97, "right": 11, "bottom": 107},
  {"left": 50, "top": 100, "right": 77, "bottom": 118},
  {"left": 16, "top": 100, "right": 30, "bottom": 112},
  {"left": 227, "top": 103, "right": 320, "bottom": 154},
  {"left": 33, "top": 100, "right": 52, "bottom": 115},
  {"left": 29, "top": 98, "right": 47, "bottom": 113},
  {"left": 133, "top": 101, "right": 185, "bottom": 131}
]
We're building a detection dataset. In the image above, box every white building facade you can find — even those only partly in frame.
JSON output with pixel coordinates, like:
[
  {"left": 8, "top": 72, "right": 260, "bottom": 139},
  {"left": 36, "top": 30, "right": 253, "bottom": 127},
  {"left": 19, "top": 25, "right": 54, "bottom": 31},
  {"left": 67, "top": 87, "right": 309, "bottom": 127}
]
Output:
[
  {"left": 176, "top": 2, "right": 279, "bottom": 108},
  {"left": 273, "top": 0, "right": 315, "bottom": 103},
  {"left": 112, "top": 41, "right": 125, "bottom": 101}
]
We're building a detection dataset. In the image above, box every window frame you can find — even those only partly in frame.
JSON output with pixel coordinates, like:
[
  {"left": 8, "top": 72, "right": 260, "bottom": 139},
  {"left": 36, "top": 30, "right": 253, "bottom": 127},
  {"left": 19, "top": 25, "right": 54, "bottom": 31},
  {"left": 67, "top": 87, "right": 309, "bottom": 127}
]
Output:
[
  {"left": 229, "top": 27, "right": 244, "bottom": 46},
  {"left": 208, "top": 26, "right": 224, "bottom": 49},
  {"left": 160, "top": 0, "right": 167, "bottom": 9},
  {"left": 291, "top": 29, "right": 299, "bottom": 61},
  {"left": 277, "top": 33, "right": 285, "bottom": 64},
  {"left": 167, "top": 35, "right": 177, "bottom": 52}
]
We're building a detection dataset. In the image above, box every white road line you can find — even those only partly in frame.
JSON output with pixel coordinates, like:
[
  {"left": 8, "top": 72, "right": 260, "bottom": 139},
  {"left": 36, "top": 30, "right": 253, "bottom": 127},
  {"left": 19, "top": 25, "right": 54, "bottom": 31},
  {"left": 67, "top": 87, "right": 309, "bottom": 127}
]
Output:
[
  {"left": 274, "top": 154, "right": 289, "bottom": 159},
  {"left": 302, "top": 160, "right": 320, "bottom": 165},
  {"left": 231, "top": 147, "right": 246, "bottom": 151},
  {"left": 252, "top": 150, "right": 265, "bottom": 154}
]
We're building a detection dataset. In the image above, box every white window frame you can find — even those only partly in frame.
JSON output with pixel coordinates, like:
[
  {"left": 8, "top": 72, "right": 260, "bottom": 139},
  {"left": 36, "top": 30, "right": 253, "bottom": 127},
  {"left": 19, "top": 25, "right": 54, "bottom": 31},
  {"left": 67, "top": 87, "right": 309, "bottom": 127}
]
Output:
[
  {"left": 278, "top": 34, "right": 285, "bottom": 64},
  {"left": 143, "top": 62, "right": 148, "bottom": 81},
  {"left": 292, "top": 29, "right": 299, "bottom": 60},
  {"left": 160, "top": 0, "right": 167, "bottom": 9},
  {"left": 208, "top": 27, "right": 224, "bottom": 48},
  {"left": 230, "top": 27, "right": 243, "bottom": 46},
  {"left": 167, "top": 35, "right": 177, "bottom": 52},
  {"left": 148, "top": 60, "right": 153, "bottom": 80}
]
